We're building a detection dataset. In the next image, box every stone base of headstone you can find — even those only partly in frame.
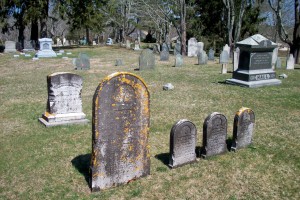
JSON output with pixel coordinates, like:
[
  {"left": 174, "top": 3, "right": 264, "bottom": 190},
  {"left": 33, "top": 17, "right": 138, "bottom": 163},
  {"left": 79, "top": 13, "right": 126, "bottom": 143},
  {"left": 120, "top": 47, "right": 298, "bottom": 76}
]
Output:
[
  {"left": 36, "top": 50, "right": 57, "bottom": 58},
  {"left": 226, "top": 77, "right": 281, "bottom": 88},
  {"left": 221, "top": 64, "right": 227, "bottom": 74},
  {"left": 39, "top": 112, "right": 89, "bottom": 127}
]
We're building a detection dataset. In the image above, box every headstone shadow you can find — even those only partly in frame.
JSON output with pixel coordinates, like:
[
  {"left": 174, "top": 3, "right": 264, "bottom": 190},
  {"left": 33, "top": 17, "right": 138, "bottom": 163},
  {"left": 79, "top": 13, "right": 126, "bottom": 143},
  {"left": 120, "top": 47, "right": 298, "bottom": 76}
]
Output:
[
  {"left": 226, "top": 138, "right": 233, "bottom": 151},
  {"left": 155, "top": 153, "right": 169, "bottom": 166},
  {"left": 71, "top": 153, "right": 91, "bottom": 186}
]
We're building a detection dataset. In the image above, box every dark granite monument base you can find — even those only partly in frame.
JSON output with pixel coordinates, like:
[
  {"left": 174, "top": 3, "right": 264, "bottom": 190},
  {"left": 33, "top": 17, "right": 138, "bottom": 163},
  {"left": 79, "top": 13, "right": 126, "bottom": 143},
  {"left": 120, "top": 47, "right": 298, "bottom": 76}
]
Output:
[{"left": 226, "top": 78, "right": 281, "bottom": 88}]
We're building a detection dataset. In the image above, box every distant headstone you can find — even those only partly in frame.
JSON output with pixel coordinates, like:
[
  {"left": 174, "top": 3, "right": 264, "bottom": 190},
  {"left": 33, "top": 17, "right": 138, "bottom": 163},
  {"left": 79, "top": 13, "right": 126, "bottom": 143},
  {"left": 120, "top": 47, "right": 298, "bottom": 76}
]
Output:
[
  {"left": 139, "top": 49, "right": 155, "bottom": 70},
  {"left": 23, "top": 40, "right": 35, "bottom": 51},
  {"left": 226, "top": 34, "right": 281, "bottom": 87},
  {"left": 175, "top": 54, "right": 183, "bottom": 67},
  {"left": 115, "top": 59, "right": 124, "bottom": 66},
  {"left": 36, "top": 38, "right": 57, "bottom": 57},
  {"left": 272, "top": 47, "right": 279, "bottom": 69},
  {"left": 153, "top": 44, "right": 160, "bottom": 54},
  {"left": 90, "top": 72, "right": 150, "bottom": 192},
  {"left": 219, "top": 50, "right": 229, "bottom": 64},
  {"left": 74, "top": 53, "right": 90, "bottom": 70},
  {"left": 188, "top": 38, "right": 198, "bottom": 57},
  {"left": 160, "top": 49, "right": 169, "bottom": 61},
  {"left": 276, "top": 57, "right": 281, "bottom": 69},
  {"left": 66, "top": 52, "right": 72, "bottom": 55},
  {"left": 38, "top": 72, "right": 88, "bottom": 127},
  {"left": 59, "top": 50, "right": 65, "bottom": 53},
  {"left": 134, "top": 40, "right": 140, "bottom": 50},
  {"left": 198, "top": 51, "right": 207, "bottom": 65},
  {"left": 174, "top": 42, "right": 181, "bottom": 55},
  {"left": 286, "top": 54, "right": 295, "bottom": 70},
  {"left": 231, "top": 107, "right": 255, "bottom": 151},
  {"left": 24, "top": 54, "right": 31, "bottom": 57},
  {"left": 126, "top": 40, "right": 131, "bottom": 49},
  {"left": 233, "top": 48, "right": 240, "bottom": 71},
  {"left": 208, "top": 48, "right": 215, "bottom": 60},
  {"left": 169, "top": 119, "right": 197, "bottom": 168},
  {"left": 4, "top": 41, "right": 16, "bottom": 53},
  {"left": 56, "top": 52, "right": 62, "bottom": 56},
  {"left": 197, "top": 42, "right": 204, "bottom": 55},
  {"left": 13, "top": 55, "right": 19, "bottom": 58},
  {"left": 223, "top": 44, "right": 230, "bottom": 57},
  {"left": 201, "top": 112, "right": 227, "bottom": 158},
  {"left": 162, "top": 43, "right": 169, "bottom": 52}
]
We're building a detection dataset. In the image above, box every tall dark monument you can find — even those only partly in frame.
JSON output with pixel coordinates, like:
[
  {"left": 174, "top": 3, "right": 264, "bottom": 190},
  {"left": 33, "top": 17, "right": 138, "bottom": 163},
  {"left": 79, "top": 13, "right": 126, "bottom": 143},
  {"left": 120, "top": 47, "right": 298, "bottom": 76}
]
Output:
[{"left": 226, "top": 34, "right": 281, "bottom": 88}]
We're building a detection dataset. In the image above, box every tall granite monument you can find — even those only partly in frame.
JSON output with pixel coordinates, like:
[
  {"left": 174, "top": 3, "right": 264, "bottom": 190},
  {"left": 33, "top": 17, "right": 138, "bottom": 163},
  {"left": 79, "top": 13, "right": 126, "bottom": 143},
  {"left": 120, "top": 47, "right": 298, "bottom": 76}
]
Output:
[
  {"left": 90, "top": 72, "right": 150, "bottom": 192},
  {"left": 226, "top": 34, "right": 281, "bottom": 87}
]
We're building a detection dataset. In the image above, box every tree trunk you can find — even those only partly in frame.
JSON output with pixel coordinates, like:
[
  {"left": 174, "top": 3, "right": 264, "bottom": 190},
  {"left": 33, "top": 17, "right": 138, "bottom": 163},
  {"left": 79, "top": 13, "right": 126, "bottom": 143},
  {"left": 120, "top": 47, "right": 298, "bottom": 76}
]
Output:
[
  {"left": 30, "top": 20, "right": 39, "bottom": 49},
  {"left": 293, "top": 0, "right": 300, "bottom": 63},
  {"left": 18, "top": 25, "right": 25, "bottom": 50},
  {"left": 86, "top": 27, "right": 90, "bottom": 45},
  {"left": 180, "top": 0, "right": 187, "bottom": 56}
]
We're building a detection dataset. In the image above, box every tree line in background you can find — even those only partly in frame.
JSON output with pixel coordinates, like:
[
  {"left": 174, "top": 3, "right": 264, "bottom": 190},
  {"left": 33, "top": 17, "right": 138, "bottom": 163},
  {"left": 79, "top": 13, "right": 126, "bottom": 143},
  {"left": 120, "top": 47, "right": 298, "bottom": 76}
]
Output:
[{"left": 0, "top": 0, "right": 299, "bottom": 62}]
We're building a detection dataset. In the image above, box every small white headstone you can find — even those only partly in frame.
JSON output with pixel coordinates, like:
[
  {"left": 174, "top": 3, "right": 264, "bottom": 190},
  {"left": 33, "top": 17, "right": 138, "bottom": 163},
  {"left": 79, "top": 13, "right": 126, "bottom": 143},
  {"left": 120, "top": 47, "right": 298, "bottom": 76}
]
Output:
[
  {"left": 66, "top": 52, "right": 72, "bottom": 55},
  {"left": 13, "top": 55, "right": 19, "bottom": 58},
  {"left": 188, "top": 38, "right": 198, "bottom": 57},
  {"left": 223, "top": 44, "right": 230, "bottom": 57},
  {"left": 286, "top": 54, "right": 295, "bottom": 70}
]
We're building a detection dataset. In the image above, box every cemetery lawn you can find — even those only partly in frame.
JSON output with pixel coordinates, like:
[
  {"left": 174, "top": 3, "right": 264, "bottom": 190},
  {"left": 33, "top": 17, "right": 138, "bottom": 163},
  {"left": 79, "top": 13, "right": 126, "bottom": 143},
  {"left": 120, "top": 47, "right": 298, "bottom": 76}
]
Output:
[{"left": 0, "top": 46, "right": 299, "bottom": 200}]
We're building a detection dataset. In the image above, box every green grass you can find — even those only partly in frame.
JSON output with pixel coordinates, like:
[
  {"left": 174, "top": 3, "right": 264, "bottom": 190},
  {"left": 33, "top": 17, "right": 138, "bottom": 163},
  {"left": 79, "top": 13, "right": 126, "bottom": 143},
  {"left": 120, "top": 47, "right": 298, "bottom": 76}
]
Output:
[{"left": 0, "top": 46, "right": 300, "bottom": 199}]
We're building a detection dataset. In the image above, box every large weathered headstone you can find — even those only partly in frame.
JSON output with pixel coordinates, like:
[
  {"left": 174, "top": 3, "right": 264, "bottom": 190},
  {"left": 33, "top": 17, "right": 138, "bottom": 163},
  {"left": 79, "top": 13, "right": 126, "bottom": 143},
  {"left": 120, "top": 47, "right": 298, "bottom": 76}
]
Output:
[
  {"left": 36, "top": 38, "right": 57, "bottom": 57},
  {"left": 139, "top": 49, "right": 155, "bottom": 70},
  {"left": 188, "top": 38, "right": 198, "bottom": 57},
  {"left": 175, "top": 54, "right": 183, "bottom": 67},
  {"left": 4, "top": 41, "right": 16, "bottom": 53},
  {"left": 38, "top": 72, "right": 88, "bottom": 127},
  {"left": 226, "top": 34, "right": 281, "bottom": 87},
  {"left": 208, "top": 48, "right": 215, "bottom": 60},
  {"left": 74, "top": 53, "right": 90, "bottom": 70},
  {"left": 201, "top": 112, "right": 227, "bottom": 158},
  {"left": 275, "top": 57, "right": 281, "bottom": 69},
  {"left": 160, "top": 49, "right": 169, "bottom": 61},
  {"left": 174, "top": 42, "right": 181, "bottom": 55},
  {"left": 231, "top": 107, "right": 255, "bottom": 151},
  {"left": 286, "top": 54, "right": 295, "bottom": 70},
  {"left": 169, "top": 119, "right": 197, "bottom": 168},
  {"left": 90, "top": 72, "right": 150, "bottom": 191}
]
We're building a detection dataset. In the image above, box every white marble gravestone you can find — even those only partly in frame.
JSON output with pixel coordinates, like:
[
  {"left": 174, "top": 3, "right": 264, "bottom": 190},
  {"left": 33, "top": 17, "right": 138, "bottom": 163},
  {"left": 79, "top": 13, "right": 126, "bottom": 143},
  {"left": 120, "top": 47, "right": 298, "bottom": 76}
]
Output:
[
  {"left": 286, "top": 54, "right": 295, "bottom": 70},
  {"left": 223, "top": 44, "right": 230, "bottom": 57},
  {"left": 36, "top": 38, "right": 57, "bottom": 57},
  {"left": 4, "top": 41, "right": 17, "bottom": 53},
  {"left": 272, "top": 47, "right": 279, "bottom": 69},
  {"left": 39, "top": 72, "right": 88, "bottom": 127},
  {"left": 188, "top": 38, "right": 198, "bottom": 57}
]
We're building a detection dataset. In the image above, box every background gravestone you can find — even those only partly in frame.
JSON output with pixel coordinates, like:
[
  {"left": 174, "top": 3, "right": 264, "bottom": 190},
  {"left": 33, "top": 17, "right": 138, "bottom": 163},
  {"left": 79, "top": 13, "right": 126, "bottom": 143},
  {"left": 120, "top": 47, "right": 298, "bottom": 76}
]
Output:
[
  {"left": 231, "top": 107, "right": 255, "bottom": 151},
  {"left": 286, "top": 54, "right": 295, "bottom": 70},
  {"left": 175, "top": 54, "right": 183, "bottom": 67},
  {"left": 197, "top": 42, "right": 204, "bottom": 55},
  {"left": 126, "top": 40, "right": 131, "bottom": 49},
  {"left": 91, "top": 72, "right": 150, "bottom": 192},
  {"left": 4, "top": 41, "right": 16, "bottom": 53},
  {"left": 275, "top": 57, "right": 281, "bottom": 69},
  {"left": 223, "top": 44, "right": 230, "bottom": 57},
  {"left": 75, "top": 53, "right": 90, "bottom": 70},
  {"left": 38, "top": 72, "right": 88, "bottom": 127},
  {"left": 169, "top": 119, "right": 197, "bottom": 168},
  {"left": 233, "top": 47, "right": 240, "bottom": 71},
  {"left": 162, "top": 43, "right": 169, "bottom": 52},
  {"left": 198, "top": 51, "right": 207, "bottom": 65},
  {"left": 153, "top": 44, "right": 160, "bottom": 54},
  {"left": 174, "top": 42, "right": 181, "bottom": 55},
  {"left": 208, "top": 48, "right": 215, "bottom": 60},
  {"left": 139, "top": 49, "right": 155, "bottom": 70},
  {"left": 36, "top": 38, "right": 57, "bottom": 57},
  {"left": 272, "top": 47, "right": 279, "bottom": 69},
  {"left": 160, "top": 49, "right": 169, "bottom": 61},
  {"left": 220, "top": 50, "right": 229, "bottom": 74},
  {"left": 201, "top": 112, "right": 227, "bottom": 158},
  {"left": 188, "top": 38, "right": 198, "bottom": 57}
]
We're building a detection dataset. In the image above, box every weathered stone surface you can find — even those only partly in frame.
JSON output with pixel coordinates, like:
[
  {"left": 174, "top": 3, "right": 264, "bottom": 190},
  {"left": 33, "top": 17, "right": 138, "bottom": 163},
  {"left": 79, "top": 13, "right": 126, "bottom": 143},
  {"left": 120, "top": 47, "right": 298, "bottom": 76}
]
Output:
[
  {"left": 226, "top": 34, "right": 281, "bottom": 88},
  {"left": 208, "top": 48, "right": 215, "bottom": 60},
  {"left": 201, "top": 112, "right": 227, "bottom": 158},
  {"left": 169, "top": 119, "right": 197, "bottom": 168},
  {"left": 223, "top": 44, "right": 230, "bottom": 57},
  {"left": 153, "top": 44, "right": 160, "bottom": 54},
  {"left": 91, "top": 72, "right": 150, "bottom": 192},
  {"left": 198, "top": 51, "right": 207, "bottom": 65},
  {"left": 286, "top": 54, "right": 295, "bottom": 70},
  {"left": 74, "top": 53, "right": 90, "bottom": 70},
  {"left": 39, "top": 72, "right": 88, "bottom": 127},
  {"left": 4, "top": 41, "right": 16, "bottom": 53},
  {"left": 160, "top": 49, "right": 169, "bottom": 61},
  {"left": 175, "top": 54, "right": 183, "bottom": 67},
  {"left": 231, "top": 107, "right": 255, "bottom": 150},
  {"left": 36, "top": 38, "right": 57, "bottom": 58},
  {"left": 162, "top": 43, "right": 169, "bottom": 52},
  {"left": 139, "top": 49, "right": 155, "bottom": 70},
  {"left": 188, "top": 38, "right": 198, "bottom": 57},
  {"left": 126, "top": 40, "right": 131, "bottom": 49},
  {"left": 174, "top": 42, "right": 181, "bottom": 55},
  {"left": 197, "top": 42, "right": 204, "bottom": 55},
  {"left": 219, "top": 50, "right": 229, "bottom": 64},
  {"left": 276, "top": 57, "right": 281, "bottom": 69}
]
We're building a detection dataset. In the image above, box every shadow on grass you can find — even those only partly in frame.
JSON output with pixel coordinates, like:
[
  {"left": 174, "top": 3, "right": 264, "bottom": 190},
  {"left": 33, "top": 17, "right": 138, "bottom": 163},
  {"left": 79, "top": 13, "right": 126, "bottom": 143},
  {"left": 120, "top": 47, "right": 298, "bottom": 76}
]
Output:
[
  {"left": 196, "top": 146, "right": 202, "bottom": 157},
  {"left": 71, "top": 154, "right": 91, "bottom": 186},
  {"left": 226, "top": 138, "right": 233, "bottom": 151},
  {"left": 155, "top": 153, "right": 169, "bottom": 166}
]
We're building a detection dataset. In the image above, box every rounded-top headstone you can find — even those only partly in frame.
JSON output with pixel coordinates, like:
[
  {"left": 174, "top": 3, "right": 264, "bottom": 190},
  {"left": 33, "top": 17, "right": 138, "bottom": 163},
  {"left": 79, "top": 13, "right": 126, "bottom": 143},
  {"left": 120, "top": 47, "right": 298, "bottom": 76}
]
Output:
[
  {"left": 231, "top": 107, "right": 255, "bottom": 151},
  {"left": 169, "top": 119, "right": 197, "bottom": 168},
  {"left": 91, "top": 72, "right": 150, "bottom": 192}
]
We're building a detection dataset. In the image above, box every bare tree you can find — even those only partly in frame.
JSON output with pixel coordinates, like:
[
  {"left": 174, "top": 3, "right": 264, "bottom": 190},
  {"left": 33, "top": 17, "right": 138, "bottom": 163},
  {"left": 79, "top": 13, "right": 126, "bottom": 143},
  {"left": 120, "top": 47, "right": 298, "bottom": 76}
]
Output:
[{"left": 268, "top": 0, "right": 300, "bottom": 63}]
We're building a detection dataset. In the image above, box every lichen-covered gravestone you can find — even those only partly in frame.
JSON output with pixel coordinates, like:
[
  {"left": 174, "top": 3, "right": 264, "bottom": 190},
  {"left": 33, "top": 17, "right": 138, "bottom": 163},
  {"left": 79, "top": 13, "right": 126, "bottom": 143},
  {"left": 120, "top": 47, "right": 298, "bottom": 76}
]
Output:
[
  {"left": 139, "top": 49, "right": 155, "bottom": 70},
  {"left": 90, "top": 72, "right": 150, "bottom": 192},
  {"left": 38, "top": 72, "right": 88, "bottom": 127},
  {"left": 169, "top": 119, "right": 197, "bottom": 168},
  {"left": 201, "top": 112, "right": 227, "bottom": 158},
  {"left": 231, "top": 107, "right": 255, "bottom": 151},
  {"left": 74, "top": 53, "right": 90, "bottom": 70}
]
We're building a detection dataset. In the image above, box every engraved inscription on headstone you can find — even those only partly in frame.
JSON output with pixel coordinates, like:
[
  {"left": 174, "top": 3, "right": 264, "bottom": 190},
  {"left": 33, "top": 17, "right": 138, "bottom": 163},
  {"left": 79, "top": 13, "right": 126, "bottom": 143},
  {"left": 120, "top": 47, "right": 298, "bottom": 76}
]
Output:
[
  {"left": 38, "top": 72, "right": 88, "bottom": 127},
  {"left": 90, "top": 72, "right": 150, "bottom": 192},
  {"left": 231, "top": 107, "right": 255, "bottom": 151},
  {"left": 139, "top": 49, "right": 155, "bottom": 70},
  {"left": 201, "top": 112, "right": 227, "bottom": 158},
  {"left": 169, "top": 119, "right": 197, "bottom": 168}
]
